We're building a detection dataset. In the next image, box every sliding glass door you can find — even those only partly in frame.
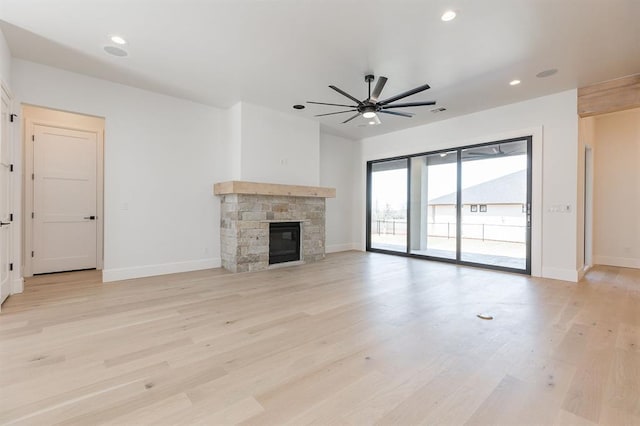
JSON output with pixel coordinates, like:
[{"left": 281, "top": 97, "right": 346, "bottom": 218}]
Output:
[
  {"left": 409, "top": 151, "right": 458, "bottom": 259},
  {"left": 369, "top": 159, "right": 408, "bottom": 252},
  {"left": 367, "top": 137, "right": 532, "bottom": 274},
  {"left": 460, "top": 140, "right": 530, "bottom": 270}
]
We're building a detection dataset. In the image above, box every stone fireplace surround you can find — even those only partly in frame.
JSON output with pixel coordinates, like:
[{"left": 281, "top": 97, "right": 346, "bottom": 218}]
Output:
[{"left": 214, "top": 181, "right": 336, "bottom": 273}]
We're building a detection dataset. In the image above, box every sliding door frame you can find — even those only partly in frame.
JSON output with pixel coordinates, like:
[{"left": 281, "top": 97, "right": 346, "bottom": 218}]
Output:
[{"left": 366, "top": 135, "right": 533, "bottom": 275}]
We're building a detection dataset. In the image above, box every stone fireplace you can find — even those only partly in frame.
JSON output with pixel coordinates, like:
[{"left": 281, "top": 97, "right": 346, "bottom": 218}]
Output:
[{"left": 214, "top": 181, "right": 336, "bottom": 273}]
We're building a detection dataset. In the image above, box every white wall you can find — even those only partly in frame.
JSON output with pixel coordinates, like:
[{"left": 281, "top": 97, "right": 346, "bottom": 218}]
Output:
[
  {"left": 593, "top": 108, "right": 640, "bottom": 268},
  {"left": 12, "top": 59, "right": 223, "bottom": 281},
  {"left": 320, "top": 132, "right": 359, "bottom": 252},
  {"left": 239, "top": 102, "right": 319, "bottom": 186},
  {"left": 0, "top": 29, "right": 10, "bottom": 86},
  {"left": 216, "top": 102, "right": 242, "bottom": 181},
  {"left": 359, "top": 90, "right": 580, "bottom": 281}
]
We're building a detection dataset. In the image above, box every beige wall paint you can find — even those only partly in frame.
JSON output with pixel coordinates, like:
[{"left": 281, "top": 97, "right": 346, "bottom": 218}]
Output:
[{"left": 593, "top": 107, "right": 640, "bottom": 268}]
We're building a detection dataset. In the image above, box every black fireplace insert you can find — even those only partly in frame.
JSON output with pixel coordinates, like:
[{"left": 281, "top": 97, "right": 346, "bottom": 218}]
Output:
[{"left": 269, "top": 222, "right": 301, "bottom": 264}]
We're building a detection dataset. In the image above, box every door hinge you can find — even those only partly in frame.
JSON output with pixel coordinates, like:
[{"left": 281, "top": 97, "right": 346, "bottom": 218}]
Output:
[
  {"left": 9, "top": 164, "right": 13, "bottom": 172},
  {"left": 31, "top": 251, "right": 34, "bottom": 258},
  {"left": 9, "top": 113, "right": 17, "bottom": 122},
  {"left": 9, "top": 263, "right": 13, "bottom": 271},
  {"left": 31, "top": 173, "right": 34, "bottom": 180},
  {"left": 32, "top": 135, "right": 35, "bottom": 142},
  {"left": 31, "top": 212, "right": 34, "bottom": 219}
]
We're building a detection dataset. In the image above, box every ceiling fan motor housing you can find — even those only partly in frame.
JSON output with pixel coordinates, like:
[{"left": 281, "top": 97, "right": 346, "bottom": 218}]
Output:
[{"left": 360, "top": 105, "right": 378, "bottom": 117}]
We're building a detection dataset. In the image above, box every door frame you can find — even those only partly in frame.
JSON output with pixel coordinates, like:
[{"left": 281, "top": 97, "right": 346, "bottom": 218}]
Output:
[
  {"left": 366, "top": 135, "right": 534, "bottom": 275},
  {"left": 22, "top": 105, "right": 104, "bottom": 277},
  {"left": 583, "top": 144, "right": 594, "bottom": 270},
  {"left": 1, "top": 81, "right": 15, "bottom": 305}
]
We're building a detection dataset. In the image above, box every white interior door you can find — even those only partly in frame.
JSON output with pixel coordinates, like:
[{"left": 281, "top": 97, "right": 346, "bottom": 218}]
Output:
[
  {"left": 0, "top": 87, "right": 11, "bottom": 303},
  {"left": 32, "top": 125, "right": 97, "bottom": 274}
]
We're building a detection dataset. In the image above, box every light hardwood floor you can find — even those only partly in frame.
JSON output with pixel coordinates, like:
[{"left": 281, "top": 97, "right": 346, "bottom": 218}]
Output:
[{"left": 1, "top": 251, "right": 639, "bottom": 425}]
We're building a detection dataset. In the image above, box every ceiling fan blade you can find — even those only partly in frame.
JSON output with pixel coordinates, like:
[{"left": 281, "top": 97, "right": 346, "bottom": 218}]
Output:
[
  {"left": 342, "top": 113, "right": 361, "bottom": 123},
  {"left": 329, "top": 85, "right": 364, "bottom": 105},
  {"left": 378, "top": 83, "right": 431, "bottom": 106},
  {"left": 380, "top": 110, "right": 414, "bottom": 118},
  {"left": 307, "top": 101, "right": 358, "bottom": 108},
  {"left": 314, "top": 109, "right": 357, "bottom": 117},
  {"left": 370, "top": 76, "right": 388, "bottom": 102},
  {"left": 382, "top": 100, "right": 436, "bottom": 109}
]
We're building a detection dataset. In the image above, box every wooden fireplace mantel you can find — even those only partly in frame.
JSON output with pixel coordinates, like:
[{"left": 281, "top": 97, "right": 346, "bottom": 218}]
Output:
[{"left": 213, "top": 181, "right": 336, "bottom": 198}]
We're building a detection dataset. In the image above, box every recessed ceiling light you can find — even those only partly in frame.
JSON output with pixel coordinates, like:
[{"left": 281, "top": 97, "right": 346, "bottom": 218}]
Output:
[
  {"left": 110, "top": 35, "right": 127, "bottom": 45},
  {"left": 440, "top": 153, "right": 447, "bottom": 157},
  {"left": 104, "top": 46, "right": 128, "bottom": 57},
  {"left": 509, "top": 79, "right": 521, "bottom": 86},
  {"left": 368, "top": 120, "right": 376, "bottom": 125},
  {"left": 536, "top": 68, "right": 558, "bottom": 78},
  {"left": 292, "top": 104, "right": 305, "bottom": 110},
  {"left": 441, "top": 10, "right": 457, "bottom": 22}
]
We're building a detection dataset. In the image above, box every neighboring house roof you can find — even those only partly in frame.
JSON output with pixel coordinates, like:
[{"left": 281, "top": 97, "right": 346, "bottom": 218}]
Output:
[{"left": 429, "top": 170, "right": 526, "bottom": 205}]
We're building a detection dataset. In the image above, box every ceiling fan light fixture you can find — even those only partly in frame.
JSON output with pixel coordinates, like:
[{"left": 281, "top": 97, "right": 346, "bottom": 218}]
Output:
[
  {"left": 509, "top": 79, "right": 521, "bottom": 86},
  {"left": 362, "top": 111, "right": 377, "bottom": 119}
]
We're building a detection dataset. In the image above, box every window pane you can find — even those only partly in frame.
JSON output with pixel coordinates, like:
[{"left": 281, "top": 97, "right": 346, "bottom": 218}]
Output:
[
  {"left": 370, "top": 159, "right": 408, "bottom": 252},
  {"left": 409, "top": 151, "right": 457, "bottom": 259},
  {"left": 460, "top": 140, "right": 528, "bottom": 269}
]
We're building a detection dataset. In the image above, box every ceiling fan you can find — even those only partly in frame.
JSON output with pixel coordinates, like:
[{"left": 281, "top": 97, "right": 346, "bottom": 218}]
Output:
[
  {"left": 466, "top": 145, "right": 522, "bottom": 157},
  {"left": 308, "top": 74, "right": 436, "bottom": 124}
]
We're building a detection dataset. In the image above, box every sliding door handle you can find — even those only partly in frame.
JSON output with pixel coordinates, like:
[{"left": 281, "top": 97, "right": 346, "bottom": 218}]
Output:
[{"left": 83, "top": 216, "right": 96, "bottom": 220}]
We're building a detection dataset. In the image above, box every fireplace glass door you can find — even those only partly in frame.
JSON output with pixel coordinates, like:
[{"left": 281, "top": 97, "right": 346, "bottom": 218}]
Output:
[{"left": 269, "top": 222, "right": 301, "bottom": 264}]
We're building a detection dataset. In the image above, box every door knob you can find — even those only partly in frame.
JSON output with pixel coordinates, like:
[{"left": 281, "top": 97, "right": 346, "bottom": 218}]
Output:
[{"left": 83, "top": 216, "right": 96, "bottom": 220}]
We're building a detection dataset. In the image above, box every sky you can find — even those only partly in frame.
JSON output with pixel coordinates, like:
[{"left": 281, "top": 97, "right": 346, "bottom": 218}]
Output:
[{"left": 372, "top": 154, "right": 527, "bottom": 214}]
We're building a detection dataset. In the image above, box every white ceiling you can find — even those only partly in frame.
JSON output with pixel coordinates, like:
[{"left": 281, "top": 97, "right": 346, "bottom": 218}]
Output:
[{"left": 1, "top": 0, "right": 639, "bottom": 139}]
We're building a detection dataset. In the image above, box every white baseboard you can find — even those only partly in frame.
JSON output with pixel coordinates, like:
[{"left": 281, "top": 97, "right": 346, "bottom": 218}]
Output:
[
  {"left": 103, "top": 257, "right": 221, "bottom": 283},
  {"left": 593, "top": 255, "right": 640, "bottom": 269},
  {"left": 542, "top": 266, "right": 579, "bottom": 282},
  {"left": 11, "top": 278, "right": 24, "bottom": 294},
  {"left": 326, "top": 243, "right": 361, "bottom": 253},
  {"left": 577, "top": 264, "right": 592, "bottom": 281}
]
